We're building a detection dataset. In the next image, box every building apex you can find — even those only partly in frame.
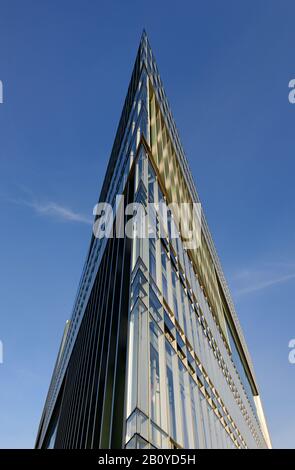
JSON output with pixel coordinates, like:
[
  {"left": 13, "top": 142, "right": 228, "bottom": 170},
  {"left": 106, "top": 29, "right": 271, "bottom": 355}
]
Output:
[{"left": 141, "top": 28, "right": 148, "bottom": 41}]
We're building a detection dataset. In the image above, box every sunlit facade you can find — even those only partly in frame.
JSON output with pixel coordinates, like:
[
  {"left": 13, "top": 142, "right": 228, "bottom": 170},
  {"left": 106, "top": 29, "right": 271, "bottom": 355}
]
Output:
[{"left": 35, "top": 32, "right": 271, "bottom": 449}]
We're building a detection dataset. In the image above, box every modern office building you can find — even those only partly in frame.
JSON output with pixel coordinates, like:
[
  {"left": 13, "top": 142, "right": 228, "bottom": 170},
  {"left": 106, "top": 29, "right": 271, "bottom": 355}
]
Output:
[{"left": 35, "top": 32, "right": 271, "bottom": 449}]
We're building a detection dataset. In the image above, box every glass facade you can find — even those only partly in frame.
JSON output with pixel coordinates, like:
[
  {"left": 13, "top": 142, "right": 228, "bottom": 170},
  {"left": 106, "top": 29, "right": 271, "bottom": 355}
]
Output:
[
  {"left": 36, "top": 31, "right": 271, "bottom": 450},
  {"left": 125, "top": 143, "right": 268, "bottom": 449}
]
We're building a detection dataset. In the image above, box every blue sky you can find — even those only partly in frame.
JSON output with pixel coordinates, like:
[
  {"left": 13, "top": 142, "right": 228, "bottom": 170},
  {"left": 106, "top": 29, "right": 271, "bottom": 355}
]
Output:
[{"left": 0, "top": 0, "right": 294, "bottom": 448}]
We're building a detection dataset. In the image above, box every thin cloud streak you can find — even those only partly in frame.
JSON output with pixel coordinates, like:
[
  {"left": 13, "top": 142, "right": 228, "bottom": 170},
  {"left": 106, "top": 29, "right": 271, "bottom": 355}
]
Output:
[
  {"left": 232, "top": 270, "right": 295, "bottom": 297},
  {"left": 10, "top": 198, "right": 93, "bottom": 225}
]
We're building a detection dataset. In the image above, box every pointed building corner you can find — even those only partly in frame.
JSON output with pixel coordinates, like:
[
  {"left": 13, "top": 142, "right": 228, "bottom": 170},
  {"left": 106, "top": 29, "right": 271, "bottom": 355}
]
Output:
[
  {"left": 141, "top": 28, "right": 147, "bottom": 41},
  {"left": 36, "top": 32, "right": 272, "bottom": 451}
]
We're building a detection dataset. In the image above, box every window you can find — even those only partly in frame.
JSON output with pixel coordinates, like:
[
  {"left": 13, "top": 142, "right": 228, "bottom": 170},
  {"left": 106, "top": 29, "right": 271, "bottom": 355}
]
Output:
[
  {"left": 161, "top": 245, "right": 168, "bottom": 301},
  {"left": 150, "top": 319, "right": 161, "bottom": 426},
  {"left": 149, "top": 238, "right": 157, "bottom": 282},
  {"left": 157, "top": 186, "right": 166, "bottom": 220},
  {"left": 179, "top": 284, "right": 188, "bottom": 337},
  {"left": 165, "top": 341, "right": 177, "bottom": 441},
  {"left": 200, "top": 393, "right": 211, "bottom": 448},
  {"left": 171, "top": 267, "right": 179, "bottom": 321},
  {"left": 189, "top": 377, "right": 200, "bottom": 449},
  {"left": 136, "top": 147, "right": 145, "bottom": 190},
  {"left": 178, "top": 360, "right": 189, "bottom": 448},
  {"left": 149, "top": 286, "right": 162, "bottom": 323},
  {"left": 148, "top": 162, "right": 156, "bottom": 202},
  {"left": 225, "top": 318, "right": 257, "bottom": 418}
]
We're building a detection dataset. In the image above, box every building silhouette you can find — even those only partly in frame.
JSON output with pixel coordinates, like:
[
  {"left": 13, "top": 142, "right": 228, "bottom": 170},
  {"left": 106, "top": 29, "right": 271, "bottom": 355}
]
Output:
[{"left": 35, "top": 32, "right": 271, "bottom": 449}]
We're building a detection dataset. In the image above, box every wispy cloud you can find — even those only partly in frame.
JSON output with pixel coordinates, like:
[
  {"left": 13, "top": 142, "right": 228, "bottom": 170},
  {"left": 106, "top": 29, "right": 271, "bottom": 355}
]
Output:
[
  {"left": 10, "top": 197, "right": 92, "bottom": 225},
  {"left": 234, "top": 273, "right": 295, "bottom": 296},
  {"left": 230, "top": 264, "right": 295, "bottom": 297}
]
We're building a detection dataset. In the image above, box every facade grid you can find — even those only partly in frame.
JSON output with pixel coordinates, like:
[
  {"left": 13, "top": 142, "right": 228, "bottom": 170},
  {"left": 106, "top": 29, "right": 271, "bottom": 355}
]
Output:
[{"left": 35, "top": 32, "right": 271, "bottom": 450}]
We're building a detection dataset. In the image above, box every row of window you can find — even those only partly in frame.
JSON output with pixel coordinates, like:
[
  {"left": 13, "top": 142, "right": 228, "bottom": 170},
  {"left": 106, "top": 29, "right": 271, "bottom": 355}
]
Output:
[
  {"left": 153, "top": 231, "right": 262, "bottom": 447},
  {"left": 150, "top": 288, "right": 247, "bottom": 449},
  {"left": 127, "top": 264, "right": 246, "bottom": 448},
  {"left": 134, "top": 155, "right": 264, "bottom": 447},
  {"left": 145, "top": 61, "right": 266, "bottom": 445}
]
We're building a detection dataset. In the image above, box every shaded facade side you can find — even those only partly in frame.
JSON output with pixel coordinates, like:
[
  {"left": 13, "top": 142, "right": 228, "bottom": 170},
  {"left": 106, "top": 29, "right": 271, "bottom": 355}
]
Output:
[{"left": 35, "top": 178, "right": 133, "bottom": 449}]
